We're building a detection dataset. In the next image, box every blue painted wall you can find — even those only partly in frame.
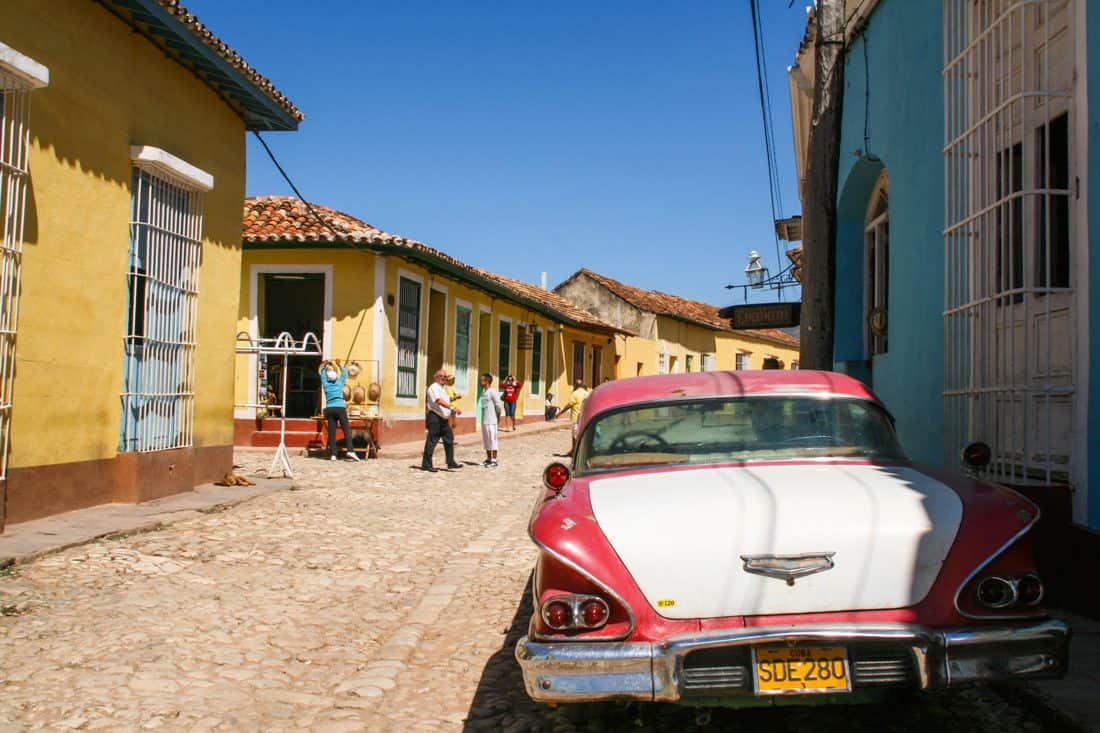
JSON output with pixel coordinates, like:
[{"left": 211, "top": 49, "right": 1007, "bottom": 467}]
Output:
[{"left": 833, "top": 1, "right": 945, "bottom": 466}]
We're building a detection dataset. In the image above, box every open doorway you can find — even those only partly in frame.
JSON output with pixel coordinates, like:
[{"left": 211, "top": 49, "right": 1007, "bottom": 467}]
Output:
[
  {"left": 591, "top": 345, "right": 603, "bottom": 387},
  {"left": 261, "top": 273, "right": 324, "bottom": 418}
]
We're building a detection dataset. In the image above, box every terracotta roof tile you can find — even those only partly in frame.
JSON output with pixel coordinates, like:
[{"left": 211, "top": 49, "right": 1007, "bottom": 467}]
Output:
[
  {"left": 243, "top": 196, "right": 630, "bottom": 335},
  {"left": 558, "top": 269, "right": 800, "bottom": 350}
]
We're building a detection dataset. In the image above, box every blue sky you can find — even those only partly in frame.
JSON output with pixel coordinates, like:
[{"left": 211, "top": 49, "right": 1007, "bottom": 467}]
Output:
[{"left": 187, "top": 1, "right": 809, "bottom": 305}]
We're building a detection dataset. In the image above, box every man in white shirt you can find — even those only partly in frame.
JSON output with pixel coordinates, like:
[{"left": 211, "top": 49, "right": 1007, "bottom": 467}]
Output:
[{"left": 421, "top": 369, "right": 462, "bottom": 472}]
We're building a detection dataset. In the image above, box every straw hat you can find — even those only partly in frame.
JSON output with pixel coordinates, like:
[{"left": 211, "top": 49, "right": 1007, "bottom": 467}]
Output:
[
  {"left": 346, "top": 362, "right": 362, "bottom": 378},
  {"left": 342, "top": 385, "right": 351, "bottom": 400},
  {"left": 368, "top": 382, "right": 382, "bottom": 401},
  {"left": 351, "top": 385, "right": 366, "bottom": 404}
]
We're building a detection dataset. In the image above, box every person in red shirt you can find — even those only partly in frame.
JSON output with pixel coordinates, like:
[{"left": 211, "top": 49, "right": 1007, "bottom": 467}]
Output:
[{"left": 500, "top": 374, "right": 523, "bottom": 431}]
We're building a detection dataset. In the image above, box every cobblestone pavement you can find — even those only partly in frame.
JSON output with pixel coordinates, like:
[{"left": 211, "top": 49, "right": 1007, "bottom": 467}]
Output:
[{"left": 0, "top": 429, "right": 1083, "bottom": 732}]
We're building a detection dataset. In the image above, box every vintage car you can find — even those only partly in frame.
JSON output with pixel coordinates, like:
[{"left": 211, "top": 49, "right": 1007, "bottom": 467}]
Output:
[{"left": 515, "top": 371, "right": 1069, "bottom": 707}]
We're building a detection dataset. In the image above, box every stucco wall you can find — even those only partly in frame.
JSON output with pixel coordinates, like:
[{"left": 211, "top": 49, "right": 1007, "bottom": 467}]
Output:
[
  {"left": 554, "top": 275, "right": 657, "bottom": 338},
  {"left": 5, "top": 0, "right": 246, "bottom": 469},
  {"left": 833, "top": 1, "right": 944, "bottom": 466}
]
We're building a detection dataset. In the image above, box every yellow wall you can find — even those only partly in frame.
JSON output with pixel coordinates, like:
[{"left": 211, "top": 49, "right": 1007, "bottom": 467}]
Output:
[
  {"left": 236, "top": 250, "right": 616, "bottom": 425},
  {"left": 613, "top": 317, "right": 800, "bottom": 376},
  {"left": 715, "top": 332, "right": 800, "bottom": 370},
  {"left": 5, "top": 0, "right": 247, "bottom": 468}
]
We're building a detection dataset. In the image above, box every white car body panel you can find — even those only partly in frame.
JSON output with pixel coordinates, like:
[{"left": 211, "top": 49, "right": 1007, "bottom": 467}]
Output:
[{"left": 587, "top": 464, "right": 963, "bottom": 619}]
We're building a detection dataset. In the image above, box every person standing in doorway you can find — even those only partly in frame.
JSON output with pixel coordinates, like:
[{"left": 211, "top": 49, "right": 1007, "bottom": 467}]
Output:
[
  {"left": 320, "top": 360, "right": 360, "bottom": 461},
  {"left": 421, "top": 369, "right": 462, "bottom": 472},
  {"left": 479, "top": 372, "right": 503, "bottom": 467},
  {"left": 501, "top": 374, "right": 523, "bottom": 431}
]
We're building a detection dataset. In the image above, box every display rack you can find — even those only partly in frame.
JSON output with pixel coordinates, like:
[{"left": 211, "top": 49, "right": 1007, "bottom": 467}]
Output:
[{"left": 235, "top": 331, "right": 323, "bottom": 479}]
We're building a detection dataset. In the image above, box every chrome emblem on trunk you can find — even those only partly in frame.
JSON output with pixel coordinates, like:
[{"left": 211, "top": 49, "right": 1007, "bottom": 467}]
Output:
[{"left": 740, "top": 553, "right": 836, "bottom": 586}]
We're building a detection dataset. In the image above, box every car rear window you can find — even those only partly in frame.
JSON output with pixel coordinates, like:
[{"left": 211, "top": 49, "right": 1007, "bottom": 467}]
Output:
[{"left": 575, "top": 397, "right": 907, "bottom": 473}]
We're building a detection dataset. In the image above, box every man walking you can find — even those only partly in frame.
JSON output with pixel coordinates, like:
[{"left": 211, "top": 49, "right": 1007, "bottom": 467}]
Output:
[
  {"left": 556, "top": 378, "right": 591, "bottom": 457},
  {"left": 421, "top": 369, "right": 462, "bottom": 472}
]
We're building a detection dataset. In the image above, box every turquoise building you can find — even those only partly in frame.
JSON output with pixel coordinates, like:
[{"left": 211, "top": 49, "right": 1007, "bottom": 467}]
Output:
[{"left": 787, "top": 0, "right": 1100, "bottom": 564}]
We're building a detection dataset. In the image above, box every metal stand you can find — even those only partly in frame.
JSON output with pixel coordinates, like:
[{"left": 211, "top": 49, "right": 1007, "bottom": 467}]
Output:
[{"left": 235, "top": 331, "right": 323, "bottom": 479}]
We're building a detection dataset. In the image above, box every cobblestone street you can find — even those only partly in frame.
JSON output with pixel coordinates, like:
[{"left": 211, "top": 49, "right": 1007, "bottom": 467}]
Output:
[{"left": 0, "top": 427, "right": 1084, "bottom": 732}]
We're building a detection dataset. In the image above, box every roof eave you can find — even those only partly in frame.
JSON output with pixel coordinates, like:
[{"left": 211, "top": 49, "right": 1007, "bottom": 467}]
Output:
[
  {"left": 96, "top": 0, "right": 300, "bottom": 131},
  {"left": 243, "top": 238, "right": 630, "bottom": 335}
]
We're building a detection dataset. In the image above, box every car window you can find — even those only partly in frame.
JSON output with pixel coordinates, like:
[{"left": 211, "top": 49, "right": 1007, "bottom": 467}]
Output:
[{"left": 576, "top": 397, "right": 907, "bottom": 473}]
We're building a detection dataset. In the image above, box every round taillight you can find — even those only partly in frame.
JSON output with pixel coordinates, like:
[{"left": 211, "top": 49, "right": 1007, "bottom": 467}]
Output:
[
  {"left": 1017, "top": 574, "right": 1044, "bottom": 606},
  {"left": 581, "top": 598, "right": 609, "bottom": 628},
  {"left": 543, "top": 600, "right": 572, "bottom": 629},
  {"left": 544, "top": 463, "right": 570, "bottom": 491},
  {"left": 976, "top": 576, "right": 1017, "bottom": 608}
]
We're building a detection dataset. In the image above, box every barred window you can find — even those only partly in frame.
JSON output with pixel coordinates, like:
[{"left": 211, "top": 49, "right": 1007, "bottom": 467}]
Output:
[
  {"left": 396, "top": 276, "right": 421, "bottom": 398},
  {"left": 0, "top": 44, "right": 48, "bottom": 478},
  {"left": 120, "top": 148, "right": 210, "bottom": 452}
]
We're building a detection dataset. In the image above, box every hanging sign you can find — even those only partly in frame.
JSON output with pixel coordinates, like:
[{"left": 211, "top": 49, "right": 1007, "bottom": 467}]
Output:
[{"left": 719, "top": 302, "right": 801, "bottom": 329}]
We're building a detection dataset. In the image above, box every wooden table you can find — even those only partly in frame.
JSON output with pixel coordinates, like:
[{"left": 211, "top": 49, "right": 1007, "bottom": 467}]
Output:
[{"left": 310, "top": 415, "right": 381, "bottom": 458}]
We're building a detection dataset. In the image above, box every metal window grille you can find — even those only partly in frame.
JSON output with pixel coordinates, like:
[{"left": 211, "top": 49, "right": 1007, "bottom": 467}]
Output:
[
  {"left": 531, "top": 328, "right": 542, "bottom": 393},
  {"left": 119, "top": 168, "right": 203, "bottom": 452},
  {"left": 864, "top": 173, "right": 890, "bottom": 356},
  {"left": 0, "top": 81, "right": 32, "bottom": 479},
  {"left": 573, "top": 342, "right": 586, "bottom": 383},
  {"left": 498, "top": 320, "right": 511, "bottom": 378},
  {"left": 943, "top": 0, "right": 1075, "bottom": 485},
  {"left": 685, "top": 355, "right": 694, "bottom": 373},
  {"left": 735, "top": 352, "right": 750, "bottom": 371},
  {"left": 453, "top": 304, "right": 471, "bottom": 389},
  {"left": 396, "top": 277, "right": 421, "bottom": 398},
  {"left": 701, "top": 353, "right": 716, "bottom": 372}
]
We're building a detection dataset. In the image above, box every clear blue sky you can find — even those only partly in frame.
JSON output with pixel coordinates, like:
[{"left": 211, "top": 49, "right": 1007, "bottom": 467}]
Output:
[{"left": 187, "top": 1, "right": 809, "bottom": 306}]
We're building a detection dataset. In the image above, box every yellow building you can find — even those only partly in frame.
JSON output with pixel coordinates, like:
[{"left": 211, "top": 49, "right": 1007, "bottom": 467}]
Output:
[
  {"left": 236, "top": 197, "right": 627, "bottom": 447},
  {"left": 554, "top": 269, "right": 800, "bottom": 375},
  {"left": 0, "top": 1, "right": 301, "bottom": 530}
]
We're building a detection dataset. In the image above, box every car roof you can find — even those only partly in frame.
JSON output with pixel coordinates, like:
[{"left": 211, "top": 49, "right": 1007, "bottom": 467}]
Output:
[{"left": 581, "top": 370, "right": 879, "bottom": 424}]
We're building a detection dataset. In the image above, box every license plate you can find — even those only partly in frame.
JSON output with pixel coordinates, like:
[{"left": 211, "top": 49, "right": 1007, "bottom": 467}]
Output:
[{"left": 753, "top": 645, "right": 851, "bottom": 695}]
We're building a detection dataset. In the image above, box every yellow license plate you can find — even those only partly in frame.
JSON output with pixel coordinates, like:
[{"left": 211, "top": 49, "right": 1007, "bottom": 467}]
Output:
[{"left": 754, "top": 645, "right": 851, "bottom": 694}]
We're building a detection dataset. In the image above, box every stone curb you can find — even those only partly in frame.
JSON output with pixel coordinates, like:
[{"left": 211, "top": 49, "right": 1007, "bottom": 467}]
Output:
[{"left": 0, "top": 478, "right": 295, "bottom": 567}]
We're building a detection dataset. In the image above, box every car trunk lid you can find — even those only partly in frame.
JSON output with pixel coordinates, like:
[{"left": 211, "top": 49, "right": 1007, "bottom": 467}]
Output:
[{"left": 587, "top": 463, "right": 963, "bottom": 619}]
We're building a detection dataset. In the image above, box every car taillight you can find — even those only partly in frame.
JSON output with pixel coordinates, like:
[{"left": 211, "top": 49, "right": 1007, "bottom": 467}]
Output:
[
  {"left": 540, "top": 594, "right": 610, "bottom": 631},
  {"left": 543, "top": 462, "right": 570, "bottom": 492},
  {"left": 543, "top": 600, "right": 572, "bottom": 630},
  {"left": 581, "top": 598, "right": 609, "bottom": 627},
  {"left": 975, "top": 573, "right": 1045, "bottom": 610}
]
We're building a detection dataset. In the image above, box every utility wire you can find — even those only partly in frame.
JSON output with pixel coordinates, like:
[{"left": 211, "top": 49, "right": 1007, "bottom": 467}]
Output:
[{"left": 747, "top": 0, "right": 788, "bottom": 297}]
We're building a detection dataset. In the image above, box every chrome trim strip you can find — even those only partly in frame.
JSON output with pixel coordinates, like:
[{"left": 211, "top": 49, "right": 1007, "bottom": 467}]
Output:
[
  {"left": 741, "top": 552, "right": 836, "bottom": 585},
  {"left": 952, "top": 502, "right": 1042, "bottom": 620},
  {"left": 527, "top": 528, "right": 636, "bottom": 642}
]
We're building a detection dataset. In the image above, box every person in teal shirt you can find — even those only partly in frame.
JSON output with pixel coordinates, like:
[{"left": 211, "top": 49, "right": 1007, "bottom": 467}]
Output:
[{"left": 320, "top": 360, "right": 359, "bottom": 461}]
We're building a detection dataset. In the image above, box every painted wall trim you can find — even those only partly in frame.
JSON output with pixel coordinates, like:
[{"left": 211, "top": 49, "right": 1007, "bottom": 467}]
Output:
[
  {"left": 372, "top": 254, "right": 386, "bottom": 367},
  {"left": 0, "top": 41, "right": 49, "bottom": 88},
  {"left": 131, "top": 145, "right": 214, "bottom": 191}
]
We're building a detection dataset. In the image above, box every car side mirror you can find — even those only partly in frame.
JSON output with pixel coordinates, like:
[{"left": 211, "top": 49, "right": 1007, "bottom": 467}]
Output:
[{"left": 961, "top": 441, "right": 992, "bottom": 470}]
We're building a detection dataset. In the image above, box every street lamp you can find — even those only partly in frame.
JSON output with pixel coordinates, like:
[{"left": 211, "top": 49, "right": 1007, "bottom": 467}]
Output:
[{"left": 744, "top": 250, "right": 768, "bottom": 288}]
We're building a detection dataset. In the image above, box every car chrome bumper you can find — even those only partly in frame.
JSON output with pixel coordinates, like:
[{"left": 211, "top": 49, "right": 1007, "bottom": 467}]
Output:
[{"left": 515, "top": 619, "right": 1070, "bottom": 703}]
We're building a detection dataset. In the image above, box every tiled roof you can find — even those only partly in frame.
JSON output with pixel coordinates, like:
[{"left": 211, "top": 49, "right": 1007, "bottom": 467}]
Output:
[
  {"left": 97, "top": 0, "right": 302, "bottom": 129},
  {"left": 557, "top": 268, "right": 800, "bottom": 350},
  {"left": 243, "top": 196, "right": 631, "bottom": 335}
]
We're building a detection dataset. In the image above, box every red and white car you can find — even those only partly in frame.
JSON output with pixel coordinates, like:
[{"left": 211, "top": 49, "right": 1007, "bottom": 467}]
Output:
[{"left": 516, "top": 371, "right": 1069, "bottom": 706}]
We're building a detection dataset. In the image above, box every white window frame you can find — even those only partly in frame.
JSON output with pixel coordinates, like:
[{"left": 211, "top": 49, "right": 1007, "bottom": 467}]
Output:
[
  {"left": 735, "top": 351, "right": 751, "bottom": 371},
  {"left": 0, "top": 43, "right": 47, "bottom": 479},
  {"left": 120, "top": 146, "right": 212, "bottom": 452}
]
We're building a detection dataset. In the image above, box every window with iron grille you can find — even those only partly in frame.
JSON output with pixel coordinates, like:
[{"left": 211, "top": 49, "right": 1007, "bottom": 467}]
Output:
[
  {"left": 396, "top": 277, "right": 421, "bottom": 398},
  {"left": 453, "top": 304, "right": 471, "bottom": 390},
  {"left": 864, "top": 172, "right": 889, "bottom": 355},
  {"left": 0, "top": 47, "right": 48, "bottom": 477},
  {"left": 944, "top": 0, "right": 1076, "bottom": 486},
  {"left": 531, "top": 328, "right": 542, "bottom": 393},
  {"left": 498, "top": 319, "right": 511, "bottom": 378},
  {"left": 735, "top": 352, "right": 750, "bottom": 371},
  {"left": 120, "top": 163, "right": 206, "bottom": 452},
  {"left": 685, "top": 355, "right": 694, "bottom": 372}
]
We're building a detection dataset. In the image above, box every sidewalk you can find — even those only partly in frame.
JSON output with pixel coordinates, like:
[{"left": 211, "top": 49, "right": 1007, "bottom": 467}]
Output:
[
  {"left": 1032, "top": 611, "right": 1100, "bottom": 732},
  {"left": 0, "top": 477, "right": 294, "bottom": 567}
]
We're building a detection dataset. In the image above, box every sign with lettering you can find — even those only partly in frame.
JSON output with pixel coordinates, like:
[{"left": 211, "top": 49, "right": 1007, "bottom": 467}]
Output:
[{"left": 719, "top": 302, "right": 801, "bottom": 329}]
